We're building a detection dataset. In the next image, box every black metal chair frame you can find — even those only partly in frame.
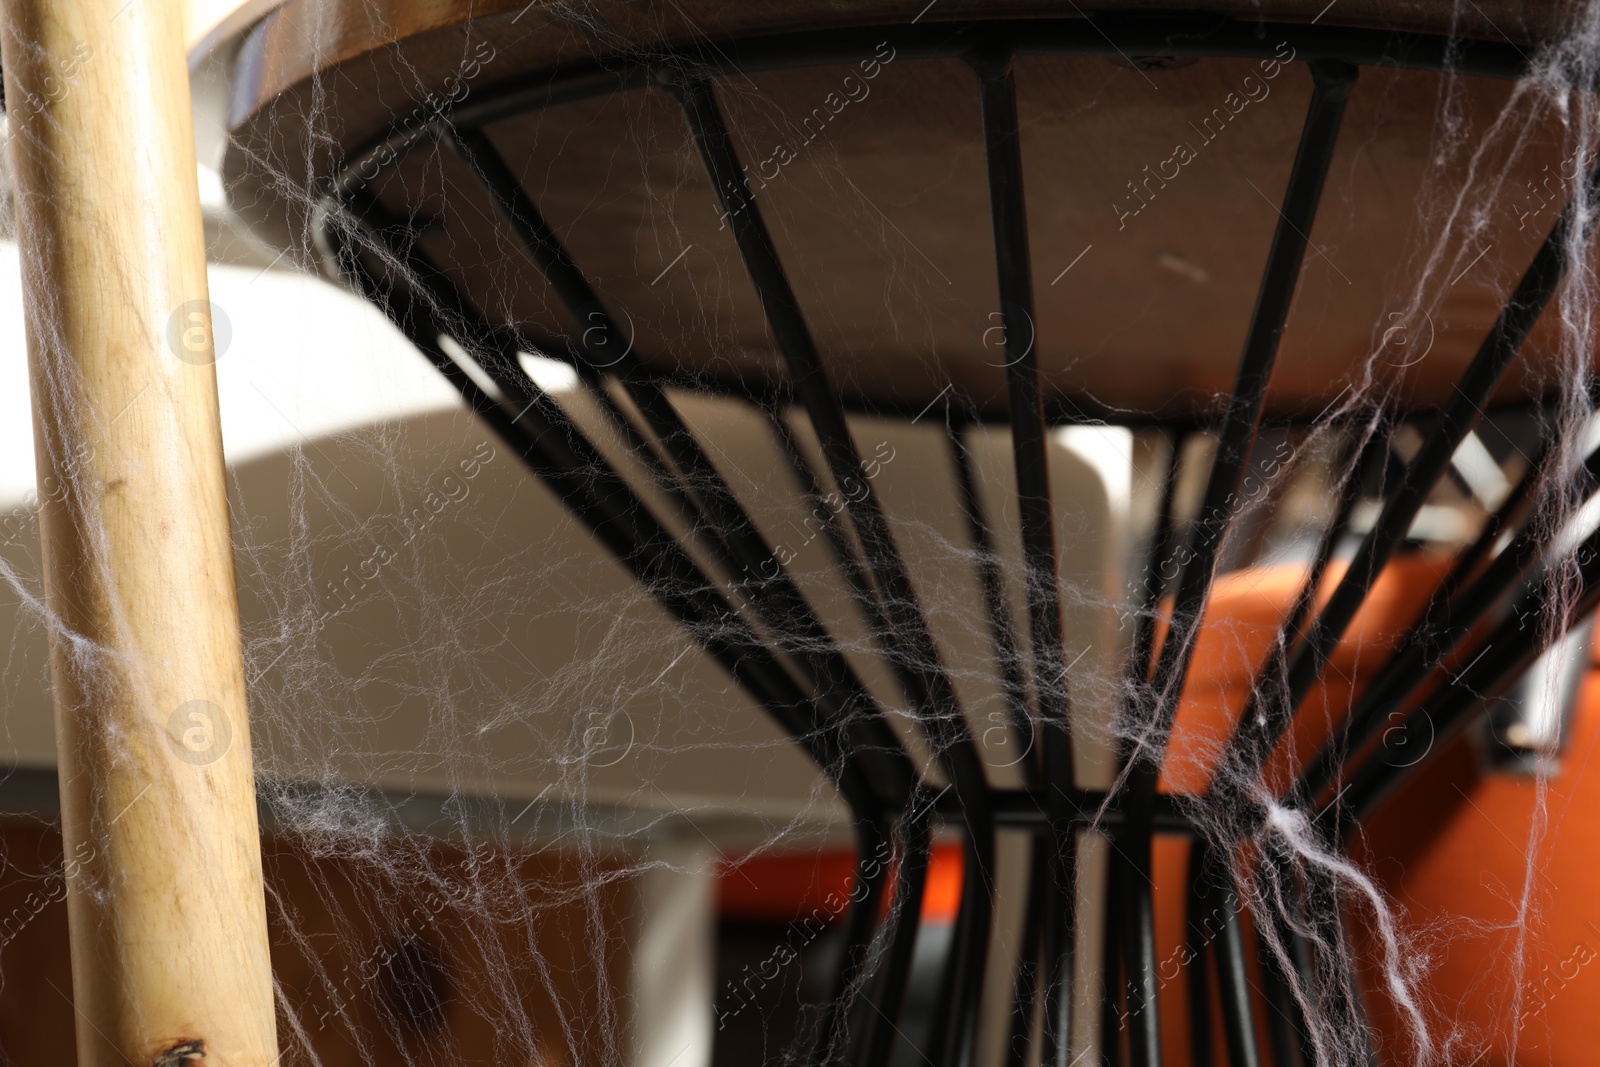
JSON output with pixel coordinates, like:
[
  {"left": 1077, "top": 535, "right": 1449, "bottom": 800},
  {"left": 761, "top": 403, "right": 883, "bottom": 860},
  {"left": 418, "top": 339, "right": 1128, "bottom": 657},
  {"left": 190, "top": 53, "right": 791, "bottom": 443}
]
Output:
[{"left": 306, "top": 15, "right": 1600, "bottom": 1067}]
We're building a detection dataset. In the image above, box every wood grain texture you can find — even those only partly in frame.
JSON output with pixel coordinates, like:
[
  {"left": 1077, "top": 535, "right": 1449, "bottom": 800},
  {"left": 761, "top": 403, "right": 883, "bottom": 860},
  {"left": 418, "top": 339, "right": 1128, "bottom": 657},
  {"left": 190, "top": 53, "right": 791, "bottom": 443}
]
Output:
[
  {"left": 0, "top": 1, "right": 278, "bottom": 1064},
  {"left": 219, "top": 2, "right": 1591, "bottom": 418},
  {"left": 225, "top": 0, "right": 1557, "bottom": 129}
]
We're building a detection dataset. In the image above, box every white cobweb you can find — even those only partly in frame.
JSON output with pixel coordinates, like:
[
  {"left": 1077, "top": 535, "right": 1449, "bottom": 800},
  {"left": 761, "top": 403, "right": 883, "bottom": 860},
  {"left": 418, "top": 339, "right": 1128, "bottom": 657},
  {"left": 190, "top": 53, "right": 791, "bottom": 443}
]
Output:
[{"left": 3, "top": 3, "right": 1600, "bottom": 1067}]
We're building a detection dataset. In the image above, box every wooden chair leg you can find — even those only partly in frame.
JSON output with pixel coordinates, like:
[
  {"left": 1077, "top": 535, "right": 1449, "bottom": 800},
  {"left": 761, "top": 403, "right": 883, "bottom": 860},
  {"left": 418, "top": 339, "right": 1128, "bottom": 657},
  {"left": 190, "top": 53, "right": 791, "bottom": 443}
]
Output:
[{"left": 0, "top": 2, "right": 278, "bottom": 1063}]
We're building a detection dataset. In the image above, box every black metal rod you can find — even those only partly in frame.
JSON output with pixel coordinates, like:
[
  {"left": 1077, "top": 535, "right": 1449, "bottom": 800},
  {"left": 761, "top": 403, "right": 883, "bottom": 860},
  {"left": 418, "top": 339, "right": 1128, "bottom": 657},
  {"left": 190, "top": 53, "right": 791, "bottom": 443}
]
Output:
[
  {"left": 1134, "top": 58, "right": 1357, "bottom": 779},
  {"left": 1109, "top": 436, "right": 1190, "bottom": 1067},
  {"left": 751, "top": 239, "right": 947, "bottom": 1067},
  {"left": 1101, "top": 850, "right": 1124, "bottom": 1067},
  {"left": 430, "top": 144, "right": 924, "bottom": 1060},
  {"left": 1422, "top": 431, "right": 1552, "bottom": 608},
  {"left": 1338, "top": 526, "right": 1600, "bottom": 825},
  {"left": 849, "top": 794, "right": 935, "bottom": 1067},
  {"left": 447, "top": 126, "right": 920, "bottom": 813},
  {"left": 969, "top": 47, "right": 1070, "bottom": 776},
  {"left": 1113, "top": 431, "right": 1190, "bottom": 1067},
  {"left": 970, "top": 45, "right": 1083, "bottom": 1067},
  {"left": 951, "top": 417, "right": 1037, "bottom": 785},
  {"left": 329, "top": 208, "right": 911, "bottom": 1061},
  {"left": 1229, "top": 153, "right": 1600, "bottom": 791},
  {"left": 579, "top": 380, "right": 771, "bottom": 590},
  {"left": 1280, "top": 430, "right": 1372, "bottom": 652},
  {"left": 821, "top": 822, "right": 896, "bottom": 1066},
  {"left": 1117, "top": 60, "right": 1356, "bottom": 1067},
  {"left": 1110, "top": 835, "right": 1161, "bottom": 1067},
  {"left": 1039, "top": 829, "right": 1081, "bottom": 1067},
  {"left": 1209, "top": 875, "right": 1262, "bottom": 1067},
  {"left": 1128, "top": 434, "right": 1187, "bottom": 692},
  {"left": 1298, "top": 859, "right": 1376, "bottom": 1065},
  {"left": 1300, "top": 442, "right": 1600, "bottom": 804},
  {"left": 331, "top": 204, "right": 866, "bottom": 788},
  {"left": 1003, "top": 842, "right": 1049, "bottom": 1067},
  {"left": 1225, "top": 430, "right": 1373, "bottom": 810},
  {"left": 765, "top": 404, "right": 895, "bottom": 637},
  {"left": 951, "top": 414, "right": 1052, "bottom": 1067},
  {"left": 670, "top": 72, "right": 997, "bottom": 1067},
  {"left": 1101, "top": 432, "right": 1186, "bottom": 1066},
  {"left": 764, "top": 404, "right": 905, "bottom": 658},
  {"left": 1270, "top": 857, "right": 1323, "bottom": 1067},
  {"left": 1182, "top": 841, "right": 1214, "bottom": 1067},
  {"left": 1248, "top": 849, "right": 1309, "bottom": 1067},
  {"left": 760, "top": 402, "right": 943, "bottom": 881}
]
